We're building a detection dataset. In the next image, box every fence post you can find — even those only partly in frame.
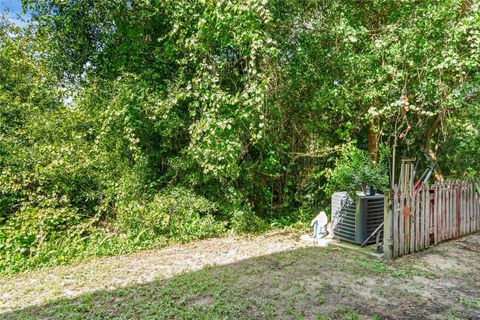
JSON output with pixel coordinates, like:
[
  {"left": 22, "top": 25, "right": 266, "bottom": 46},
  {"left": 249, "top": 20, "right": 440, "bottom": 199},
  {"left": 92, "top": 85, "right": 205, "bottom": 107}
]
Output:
[
  {"left": 425, "top": 185, "right": 430, "bottom": 248},
  {"left": 413, "top": 191, "right": 422, "bottom": 251},
  {"left": 461, "top": 182, "right": 465, "bottom": 236},
  {"left": 383, "top": 190, "right": 393, "bottom": 259},
  {"left": 434, "top": 183, "right": 438, "bottom": 245},
  {"left": 470, "top": 182, "right": 474, "bottom": 234},
  {"left": 393, "top": 185, "right": 399, "bottom": 258},
  {"left": 475, "top": 182, "right": 478, "bottom": 232},
  {"left": 399, "top": 190, "right": 405, "bottom": 256}
]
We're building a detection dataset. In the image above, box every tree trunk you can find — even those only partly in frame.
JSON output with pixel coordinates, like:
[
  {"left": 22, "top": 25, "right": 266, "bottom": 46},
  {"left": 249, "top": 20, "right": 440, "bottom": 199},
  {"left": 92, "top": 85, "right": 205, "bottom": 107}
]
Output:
[
  {"left": 424, "top": 111, "right": 445, "bottom": 181},
  {"left": 368, "top": 116, "right": 379, "bottom": 162}
]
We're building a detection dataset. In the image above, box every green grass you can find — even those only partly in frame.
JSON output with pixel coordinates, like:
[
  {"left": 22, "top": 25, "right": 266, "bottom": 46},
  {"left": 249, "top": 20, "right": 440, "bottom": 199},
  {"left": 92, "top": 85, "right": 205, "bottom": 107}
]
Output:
[
  {"left": 460, "top": 297, "right": 479, "bottom": 309},
  {"left": 338, "top": 250, "right": 440, "bottom": 281},
  {"left": 2, "top": 234, "right": 479, "bottom": 320},
  {"left": 315, "top": 307, "right": 366, "bottom": 320},
  {"left": 1, "top": 247, "right": 388, "bottom": 320}
]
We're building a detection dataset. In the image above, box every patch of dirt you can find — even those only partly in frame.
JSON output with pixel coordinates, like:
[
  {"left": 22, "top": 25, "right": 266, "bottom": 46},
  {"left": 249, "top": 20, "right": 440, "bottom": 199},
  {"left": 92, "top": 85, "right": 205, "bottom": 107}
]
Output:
[
  {"left": 189, "top": 295, "right": 215, "bottom": 310},
  {"left": 0, "top": 230, "right": 309, "bottom": 313},
  {"left": 1, "top": 231, "right": 479, "bottom": 319}
]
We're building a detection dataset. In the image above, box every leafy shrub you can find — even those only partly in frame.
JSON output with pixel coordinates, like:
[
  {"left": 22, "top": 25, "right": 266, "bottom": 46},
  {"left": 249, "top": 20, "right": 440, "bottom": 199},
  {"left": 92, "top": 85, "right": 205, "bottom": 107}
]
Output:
[
  {"left": 0, "top": 206, "right": 85, "bottom": 272},
  {"left": 325, "top": 144, "right": 389, "bottom": 197},
  {"left": 229, "top": 208, "right": 268, "bottom": 233},
  {"left": 0, "top": 187, "right": 228, "bottom": 273},
  {"left": 266, "top": 208, "right": 311, "bottom": 230},
  {"left": 116, "top": 187, "right": 226, "bottom": 241}
]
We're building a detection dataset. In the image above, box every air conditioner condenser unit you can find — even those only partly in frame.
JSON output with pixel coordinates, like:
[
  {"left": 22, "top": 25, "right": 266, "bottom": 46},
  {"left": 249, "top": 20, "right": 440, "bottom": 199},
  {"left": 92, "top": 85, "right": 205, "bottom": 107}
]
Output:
[{"left": 331, "top": 192, "right": 384, "bottom": 245}]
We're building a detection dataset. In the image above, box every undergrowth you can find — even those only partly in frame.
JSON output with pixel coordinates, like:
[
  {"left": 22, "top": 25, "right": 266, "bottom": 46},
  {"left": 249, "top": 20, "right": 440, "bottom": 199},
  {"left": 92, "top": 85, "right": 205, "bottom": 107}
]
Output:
[{"left": 0, "top": 188, "right": 309, "bottom": 275}]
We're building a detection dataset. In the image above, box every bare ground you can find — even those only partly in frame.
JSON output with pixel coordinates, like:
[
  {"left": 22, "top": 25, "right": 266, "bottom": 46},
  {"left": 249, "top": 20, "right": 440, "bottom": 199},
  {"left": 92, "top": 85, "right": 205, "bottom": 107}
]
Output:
[
  {"left": 0, "top": 230, "right": 310, "bottom": 312},
  {"left": 1, "top": 230, "right": 479, "bottom": 319}
]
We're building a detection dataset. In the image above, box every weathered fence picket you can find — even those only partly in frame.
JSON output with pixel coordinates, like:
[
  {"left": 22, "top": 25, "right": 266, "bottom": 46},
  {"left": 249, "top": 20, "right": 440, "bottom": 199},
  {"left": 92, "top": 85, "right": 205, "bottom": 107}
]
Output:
[
  {"left": 384, "top": 181, "right": 480, "bottom": 259},
  {"left": 399, "top": 190, "right": 404, "bottom": 255}
]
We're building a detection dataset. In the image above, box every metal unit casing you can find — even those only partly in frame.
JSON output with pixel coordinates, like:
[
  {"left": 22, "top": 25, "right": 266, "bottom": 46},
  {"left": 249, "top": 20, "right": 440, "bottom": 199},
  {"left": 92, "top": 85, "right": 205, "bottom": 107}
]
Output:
[{"left": 331, "top": 192, "right": 384, "bottom": 245}]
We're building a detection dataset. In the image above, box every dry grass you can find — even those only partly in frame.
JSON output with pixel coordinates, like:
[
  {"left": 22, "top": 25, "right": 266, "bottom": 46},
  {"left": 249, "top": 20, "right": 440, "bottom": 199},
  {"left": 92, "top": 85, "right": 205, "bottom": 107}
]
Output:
[{"left": 1, "top": 231, "right": 479, "bottom": 319}]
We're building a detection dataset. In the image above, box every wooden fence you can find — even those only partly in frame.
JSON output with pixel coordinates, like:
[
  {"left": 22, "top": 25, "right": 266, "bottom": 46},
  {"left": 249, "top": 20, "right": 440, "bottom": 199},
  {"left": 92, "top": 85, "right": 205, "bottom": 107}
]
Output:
[{"left": 384, "top": 181, "right": 480, "bottom": 259}]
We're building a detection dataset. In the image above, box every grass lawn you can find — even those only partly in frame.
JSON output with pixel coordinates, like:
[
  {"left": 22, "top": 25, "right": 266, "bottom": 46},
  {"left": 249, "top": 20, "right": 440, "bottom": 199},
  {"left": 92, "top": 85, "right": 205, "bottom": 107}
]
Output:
[{"left": 1, "top": 232, "right": 479, "bottom": 320}]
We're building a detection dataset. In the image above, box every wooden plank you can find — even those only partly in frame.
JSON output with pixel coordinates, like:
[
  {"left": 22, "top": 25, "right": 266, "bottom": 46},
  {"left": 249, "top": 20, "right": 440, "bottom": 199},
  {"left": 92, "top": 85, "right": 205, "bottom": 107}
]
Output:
[
  {"left": 460, "top": 182, "right": 464, "bottom": 236},
  {"left": 475, "top": 184, "right": 480, "bottom": 231},
  {"left": 409, "top": 163, "right": 415, "bottom": 197},
  {"left": 414, "top": 190, "right": 420, "bottom": 251},
  {"left": 403, "top": 164, "right": 410, "bottom": 255},
  {"left": 445, "top": 184, "right": 449, "bottom": 241},
  {"left": 438, "top": 184, "right": 442, "bottom": 242},
  {"left": 446, "top": 182, "right": 450, "bottom": 239},
  {"left": 439, "top": 183, "right": 443, "bottom": 242},
  {"left": 465, "top": 182, "right": 468, "bottom": 235},
  {"left": 446, "top": 183, "right": 449, "bottom": 239},
  {"left": 471, "top": 183, "right": 474, "bottom": 234},
  {"left": 437, "top": 183, "right": 442, "bottom": 243},
  {"left": 474, "top": 186, "right": 480, "bottom": 231},
  {"left": 399, "top": 190, "right": 405, "bottom": 256},
  {"left": 425, "top": 187, "right": 429, "bottom": 247},
  {"left": 474, "top": 187, "right": 480, "bottom": 231},
  {"left": 383, "top": 191, "right": 392, "bottom": 259},
  {"left": 461, "top": 182, "right": 464, "bottom": 236},
  {"left": 433, "top": 184, "right": 438, "bottom": 245},
  {"left": 329, "top": 240, "right": 383, "bottom": 259},
  {"left": 463, "top": 182, "right": 466, "bottom": 236},
  {"left": 399, "top": 164, "right": 405, "bottom": 192},
  {"left": 470, "top": 183, "right": 474, "bottom": 234},
  {"left": 444, "top": 183, "right": 448, "bottom": 240},
  {"left": 442, "top": 183, "right": 446, "bottom": 242},
  {"left": 451, "top": 183, "right": 455, "bottom": 239},
  {"left": 393, "top": 185, "right": 399, "bottom": 258},
  {"left": 438, "top": 184, "right": 441, "bottom": 243},
  {"left": 421, "top": 188, "right": 424, "bottom": 250},
  {"left": 471, "top": 183, "right": 474, "bottom": 233},
  {"left": 409, "top": 165, "right": 414, "bottom": 254},
  {"left": 470, "top": 183, "right": 475, "bottom": 234},
  {"left": 474, "top": 185, "right": 477, "bottom": 232},
  {"left": 468, "top": 183, "right": 475, "bottom": 233},
  {"left": 455, "top": 183, "right": 460, "bottom": 238},
  {"left": 473, "top": 184, "right": 475, "bottom": 233},
  {"left": 451, "top": 182, "right": 454, "bottom": 238},
  {"left": 446, "top": 184, "right": 450, "bottom": 240},
  {"left": 420, "top": 186, "right": 424, "bottom": 249},
  {"left": 450, "top": 183, "right": 454, "bottom": 239},
  {"left": 409, "top": 190, "right": 415, "bottom": 253},
  {"left": 464, "top": 182, "right": 467, "bottom": 235},
  {"left": 451, "top": 183, "right": 455, "bottom": 238},
  {"left": 476, "top": 185, "right": 480, "bottom": 232},
  {"left": 477, "top": 186, "right": 480, "bottom": 232},
  {"left": 474, "top": 187, "right": 477, "bottom": 232},
  {"left": 452, "top": 182, "right": 456, "bottom": 238},
  {"left": 406, "top": 207, "right": 411, "bottom": 255},
  {"left": 425, "top": 186, "right": 430, "bottom": 248}
]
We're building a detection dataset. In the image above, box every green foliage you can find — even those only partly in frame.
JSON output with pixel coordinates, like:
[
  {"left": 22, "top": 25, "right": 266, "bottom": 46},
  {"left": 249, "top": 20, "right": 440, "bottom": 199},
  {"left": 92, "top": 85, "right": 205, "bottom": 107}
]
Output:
[
  {"left": 229, "top": 208, "right": 269, "bottom": 233},
  {"left": 460, "top": 297, "right": 479, "bottom": 309},
  {"left": 0, "top": 188, "right": 226, "bottom": 273},
  {"left": 1, "top": 0, "right": 479, "bottom": 273},
  {"left": 325, "top": 145, "right": 389, "bottom": 197},
  {"left": 0, "top": 207, "right": 80, "bottom": 266},
  {"left": 438, "top": 117, "right": 480, "bottom": 178},
  {"left": 116, "top": 187, "right": 226, "bottom": 240}
]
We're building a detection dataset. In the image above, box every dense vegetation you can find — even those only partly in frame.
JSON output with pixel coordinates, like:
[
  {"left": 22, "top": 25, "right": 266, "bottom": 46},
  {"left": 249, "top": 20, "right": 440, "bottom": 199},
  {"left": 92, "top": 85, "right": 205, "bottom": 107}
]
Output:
[{"left": 1, "top": 0, "right": 479, "bottom": 273}]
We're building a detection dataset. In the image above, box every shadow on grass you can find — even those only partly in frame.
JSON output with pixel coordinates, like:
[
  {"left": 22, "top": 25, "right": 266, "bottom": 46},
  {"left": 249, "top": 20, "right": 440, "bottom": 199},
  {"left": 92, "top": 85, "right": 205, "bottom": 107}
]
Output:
[{"left": 1, "top": 245, "right": 471, "bottom": 320}]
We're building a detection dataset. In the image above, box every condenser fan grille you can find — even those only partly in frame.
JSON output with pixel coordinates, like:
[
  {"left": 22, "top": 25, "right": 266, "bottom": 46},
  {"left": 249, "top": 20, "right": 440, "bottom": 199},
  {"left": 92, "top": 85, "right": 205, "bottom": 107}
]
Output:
[{"left": 332, "top": 193, "right": 384, "bottom": 245}]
